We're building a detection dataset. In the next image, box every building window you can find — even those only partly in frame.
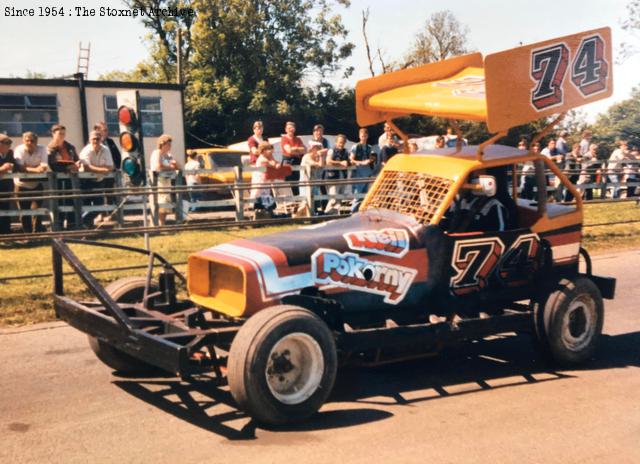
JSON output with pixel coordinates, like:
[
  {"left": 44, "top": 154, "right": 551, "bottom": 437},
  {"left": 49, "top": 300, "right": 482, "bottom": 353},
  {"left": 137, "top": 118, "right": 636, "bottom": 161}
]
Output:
[
  {"left": 104, "top": 95, "right": 163, "bottom": 138},
  {"left": 0, "top": 94, "right": 59, "bottom": 137}
]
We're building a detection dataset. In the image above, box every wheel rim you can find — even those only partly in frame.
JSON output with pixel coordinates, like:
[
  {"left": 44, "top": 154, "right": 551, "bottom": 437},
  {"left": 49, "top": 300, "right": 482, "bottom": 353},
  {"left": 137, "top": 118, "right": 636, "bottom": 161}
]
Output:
[
  {"left": 265, "top": 332, "right": 324, "bottom": 405},
  {"left": 561, "top": 294, "right": 597, "bottom": 352}
]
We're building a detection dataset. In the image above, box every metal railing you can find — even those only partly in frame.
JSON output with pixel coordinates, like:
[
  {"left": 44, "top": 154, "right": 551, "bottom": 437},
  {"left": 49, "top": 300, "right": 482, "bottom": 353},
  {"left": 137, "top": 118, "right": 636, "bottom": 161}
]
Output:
[{"left": 0, "top": 163, "right": 638, "bottom": 240}]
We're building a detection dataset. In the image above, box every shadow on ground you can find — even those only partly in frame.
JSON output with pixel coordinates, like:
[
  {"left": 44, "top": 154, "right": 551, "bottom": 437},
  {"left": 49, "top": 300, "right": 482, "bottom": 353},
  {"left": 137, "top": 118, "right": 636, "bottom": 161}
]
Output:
[{"left": 113, "top": 331, "right": 640, "bottom": 441}]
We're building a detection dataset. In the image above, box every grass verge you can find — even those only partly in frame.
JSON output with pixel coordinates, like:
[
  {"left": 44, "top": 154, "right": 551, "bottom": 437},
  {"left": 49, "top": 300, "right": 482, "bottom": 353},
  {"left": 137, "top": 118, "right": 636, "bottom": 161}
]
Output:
[{"left": 1, "top": 202, "right": 638, "bottom": 327}]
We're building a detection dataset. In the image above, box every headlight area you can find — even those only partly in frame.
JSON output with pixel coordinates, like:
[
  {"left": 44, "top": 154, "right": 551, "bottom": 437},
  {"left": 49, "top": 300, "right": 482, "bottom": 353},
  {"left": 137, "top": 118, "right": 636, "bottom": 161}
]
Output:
[{"left": 188, "top": 255, "right": 247, "bottom": 317}]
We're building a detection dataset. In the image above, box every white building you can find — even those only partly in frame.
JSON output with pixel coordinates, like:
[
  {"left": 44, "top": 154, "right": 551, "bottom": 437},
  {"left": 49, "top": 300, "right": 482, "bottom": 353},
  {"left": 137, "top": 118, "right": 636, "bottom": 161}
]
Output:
[{"left": 0, "top": 77, "right": 185, "bottom": 166}]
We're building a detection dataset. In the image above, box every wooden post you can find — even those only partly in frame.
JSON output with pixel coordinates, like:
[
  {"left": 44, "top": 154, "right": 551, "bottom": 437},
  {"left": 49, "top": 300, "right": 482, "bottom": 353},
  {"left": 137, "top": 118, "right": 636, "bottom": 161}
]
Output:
[
  {"left": 47, "top": 172, "right": 59, "bottom": 231},
  {"left": 175, "top": 170, "right": 184, "bottom": 223},
  {"left": 70, "top": 173, "right": 82, "bottom": 229},
  {"left": 114, "top": 170, "right": 125, "bottom": 228},
  {"left": 233, "top": 165, "right": 245, "bottom": 221}
]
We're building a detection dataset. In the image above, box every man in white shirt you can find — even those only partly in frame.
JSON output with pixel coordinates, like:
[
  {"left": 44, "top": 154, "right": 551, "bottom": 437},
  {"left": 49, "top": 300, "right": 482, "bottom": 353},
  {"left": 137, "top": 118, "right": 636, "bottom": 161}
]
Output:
[
  {"left": 13, "top": 132, "right": 49, "bottom": 232},
  {"left": 79, "top": 130, "right": 114, "bottom": 223},
  {"left": 608, "top": 140, "right": 628, "bottom": 199}
]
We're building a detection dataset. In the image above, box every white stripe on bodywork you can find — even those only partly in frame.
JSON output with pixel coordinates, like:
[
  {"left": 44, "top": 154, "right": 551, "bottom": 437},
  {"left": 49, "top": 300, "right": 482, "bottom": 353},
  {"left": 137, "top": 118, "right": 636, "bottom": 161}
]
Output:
[
  {"left": 210, "top": 243, "right": 313, "bottom": 301},
  {"left": 552, "top": 243, "right": 580, "bottom": 262}
]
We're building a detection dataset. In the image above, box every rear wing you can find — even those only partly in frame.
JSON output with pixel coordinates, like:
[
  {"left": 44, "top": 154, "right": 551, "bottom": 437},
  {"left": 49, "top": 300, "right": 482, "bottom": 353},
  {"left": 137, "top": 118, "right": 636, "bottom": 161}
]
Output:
[{"left": 356, "top": 27, "right": 612, "bottom": 133}]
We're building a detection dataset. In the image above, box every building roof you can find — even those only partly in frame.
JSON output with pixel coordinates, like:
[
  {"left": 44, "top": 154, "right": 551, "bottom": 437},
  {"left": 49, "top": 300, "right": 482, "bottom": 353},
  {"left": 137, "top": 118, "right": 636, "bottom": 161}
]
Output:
[{"left": 0, "top": 77, "right": 183, "bottom": 91}]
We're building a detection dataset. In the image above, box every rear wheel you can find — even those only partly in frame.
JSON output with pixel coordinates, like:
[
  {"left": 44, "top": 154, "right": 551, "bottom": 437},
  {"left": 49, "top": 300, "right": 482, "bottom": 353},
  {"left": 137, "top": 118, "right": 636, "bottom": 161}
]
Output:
[
  {"left": 534, "top": 277, "right": 604, "bottom": 366},
  {"left": 227, "top": 305, "right": 337, "bottom": 426},
  {"left": 88, "top": 277, "right": 158, "bottom": 373}
]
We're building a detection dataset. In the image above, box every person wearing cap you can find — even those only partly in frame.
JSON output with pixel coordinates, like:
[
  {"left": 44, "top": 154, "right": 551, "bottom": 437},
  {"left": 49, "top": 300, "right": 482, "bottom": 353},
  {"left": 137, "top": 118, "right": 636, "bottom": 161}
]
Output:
[
  {"left": 300, "top": 141, "right": 325, "bottom": 214},
  {"left": 79, "top": 130, "right": 115, "bottom": 225},
  {"left": 13, "top": 131, "right": 49, "bottom": 232},
  {"left": 0, "top": 134, "right": 15, "bottom": 234}
]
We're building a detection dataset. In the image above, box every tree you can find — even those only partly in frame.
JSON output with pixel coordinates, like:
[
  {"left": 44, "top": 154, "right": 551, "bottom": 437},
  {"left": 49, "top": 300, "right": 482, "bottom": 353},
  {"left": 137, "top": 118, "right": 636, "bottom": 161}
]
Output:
[
  {"left": 104, "top": 0, "right": 354, "bottom": 144},
  {"left": 620, "top": 0, "right": 640, "bottom": 61},
  {"left": 591, "top": 86, "right": 640, "bottom": 154},
  {"left": 403, "top": 10, "right": 470, "bottom": 67}
]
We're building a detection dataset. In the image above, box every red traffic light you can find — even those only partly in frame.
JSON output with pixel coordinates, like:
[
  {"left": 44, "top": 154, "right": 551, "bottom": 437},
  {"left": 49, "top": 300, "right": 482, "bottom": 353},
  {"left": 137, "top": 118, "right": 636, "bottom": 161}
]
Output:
[
  {"left": 118, "top": 106, "right": 137, "bottom": 126},
  {"left": 119, "top": 131, "right": 139, "bottom": 152}
]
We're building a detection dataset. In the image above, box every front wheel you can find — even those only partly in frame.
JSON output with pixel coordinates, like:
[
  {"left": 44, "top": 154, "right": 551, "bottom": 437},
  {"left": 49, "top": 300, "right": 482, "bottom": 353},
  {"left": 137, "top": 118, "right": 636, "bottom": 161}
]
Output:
[
  {"left": 534, "top": 277, "right": 604, "bottom": 366},
  {"left": 88, "top": 276, "right": 159, "bottom": 373},
  {"left": 227, "top": 305, "right": 337, "bottom": 426}
]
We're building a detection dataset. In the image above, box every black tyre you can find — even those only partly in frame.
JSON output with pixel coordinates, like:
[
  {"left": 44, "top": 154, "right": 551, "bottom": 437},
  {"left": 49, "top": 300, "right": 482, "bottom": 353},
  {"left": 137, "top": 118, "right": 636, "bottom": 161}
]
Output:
[
  {"left": 227, "top": 305, "right": 337, "bottom": 426},
  {"left": 88, "top": 276, "right": 158, "bottom": 373},
  {"left": 534, "top": 277, "right": 604, "bottom": 366}
]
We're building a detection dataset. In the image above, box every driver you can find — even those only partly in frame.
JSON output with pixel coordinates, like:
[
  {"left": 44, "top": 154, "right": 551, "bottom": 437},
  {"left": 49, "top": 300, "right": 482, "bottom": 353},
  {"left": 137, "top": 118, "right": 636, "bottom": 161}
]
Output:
[{"left": 447, "top": 171, "right": 508, "bottom": 232}]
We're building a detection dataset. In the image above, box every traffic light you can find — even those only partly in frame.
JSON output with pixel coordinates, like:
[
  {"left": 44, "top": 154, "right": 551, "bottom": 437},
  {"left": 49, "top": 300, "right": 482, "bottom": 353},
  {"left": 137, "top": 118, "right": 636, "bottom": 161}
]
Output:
[{"left": 116, "top": 90, "right": 145, "bottom": 186}]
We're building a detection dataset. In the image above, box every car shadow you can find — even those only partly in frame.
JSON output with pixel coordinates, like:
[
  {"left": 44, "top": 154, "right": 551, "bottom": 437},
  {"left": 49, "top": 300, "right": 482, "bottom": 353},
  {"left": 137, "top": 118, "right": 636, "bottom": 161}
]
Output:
[{"left": 113, "top": 331, "right": 640, "bottom": 441}]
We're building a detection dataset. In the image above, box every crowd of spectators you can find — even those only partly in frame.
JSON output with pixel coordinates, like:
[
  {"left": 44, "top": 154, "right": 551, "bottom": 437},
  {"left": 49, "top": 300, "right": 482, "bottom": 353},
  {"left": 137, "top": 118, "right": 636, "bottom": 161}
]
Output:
[
  {"left": 518, "top": 129, "right": 640, "bottom": 202},
  {"left": 0, "top": 117, "right": 638, "bottom": 234}
]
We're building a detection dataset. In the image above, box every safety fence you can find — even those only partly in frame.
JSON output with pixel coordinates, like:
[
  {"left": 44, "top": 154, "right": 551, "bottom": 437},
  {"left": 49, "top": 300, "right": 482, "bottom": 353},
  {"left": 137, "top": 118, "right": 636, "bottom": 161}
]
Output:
[{"left": 0, "top": 163, "right": 638, "bottom": 242}]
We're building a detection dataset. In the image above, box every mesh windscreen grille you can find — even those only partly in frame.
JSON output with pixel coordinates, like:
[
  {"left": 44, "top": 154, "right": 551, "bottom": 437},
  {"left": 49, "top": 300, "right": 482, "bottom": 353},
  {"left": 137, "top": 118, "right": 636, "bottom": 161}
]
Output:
[{"left": 362, "top": 170, "right": 452, "bottom": 224}]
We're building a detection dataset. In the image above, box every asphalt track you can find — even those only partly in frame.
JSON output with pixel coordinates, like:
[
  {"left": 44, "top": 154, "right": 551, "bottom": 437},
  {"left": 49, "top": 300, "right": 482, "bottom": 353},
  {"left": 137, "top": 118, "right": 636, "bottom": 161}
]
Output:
[{"left": 1, "top": 249, "right": 639, "bottom": 464}]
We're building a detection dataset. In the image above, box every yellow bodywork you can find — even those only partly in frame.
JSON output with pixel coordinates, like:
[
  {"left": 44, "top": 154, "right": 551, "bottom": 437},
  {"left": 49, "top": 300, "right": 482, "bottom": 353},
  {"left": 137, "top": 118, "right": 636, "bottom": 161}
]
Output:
[
  {"left": 189, "top": 148, "right": 252, "bottom": 184},
  {"left": 356, "top": 27, "right": 612, "bottom": 132},
  {"left": 361, "top": 146, "right": 583, "bottom": 235}
]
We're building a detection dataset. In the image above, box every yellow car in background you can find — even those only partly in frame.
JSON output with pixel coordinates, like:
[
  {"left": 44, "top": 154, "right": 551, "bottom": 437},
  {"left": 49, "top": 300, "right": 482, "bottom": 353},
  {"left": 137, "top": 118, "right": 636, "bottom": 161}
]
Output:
[{"left": 188, "top": 148, "right": 252, "bottom": 197}]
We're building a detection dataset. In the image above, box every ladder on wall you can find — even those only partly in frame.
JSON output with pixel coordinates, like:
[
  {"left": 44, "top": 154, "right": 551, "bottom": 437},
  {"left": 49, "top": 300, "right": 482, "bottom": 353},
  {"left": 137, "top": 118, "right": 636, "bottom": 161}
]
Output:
[{"left": 77, "top": 42, "right": 91, "bottom": 78}]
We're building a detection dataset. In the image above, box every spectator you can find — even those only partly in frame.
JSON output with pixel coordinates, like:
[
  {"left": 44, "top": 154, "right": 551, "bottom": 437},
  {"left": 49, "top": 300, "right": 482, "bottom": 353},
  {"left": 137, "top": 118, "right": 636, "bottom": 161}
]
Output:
[
  {"left": 250, "top": 141, "right": 279, "bottom": 213},
  {"left": 48, "top": 124, "right": 81, "bottom": 229},
  {"left": 247, "top": 120, "right": 264, "bottom": 165},
  {"left": 280, "top": 121, "right": 305, "bottom": 194},
  {"left": 579, "top": 130, "right": 592, "bottom": 156},
  {"left": 563, "top": 143, "right": 582, "bottom": 202},
  {"left": 34, "top": 112, "right": 53, "bottom": 135},
  {"left": 324, "top": 134, "right": 350, "bottom": 214},
  {"left": 79, "top": 130, "right": 114, "bottom": 226},
  {"left": 624, "top": 148, "right": 639, "bottom": 197},
  {"left": 378, "top": 122, "right": 400, "bottom": 165},
  {"left": 349, "top": 128, "right": 374, "bottom": 200},
  {"left": 149, "top": 134, "right": 178, "bottom": 226},
  {"left": 517, "top": 139, "right": 528, "bottom": 150},
  {"left": 7, "top": 112, "right": 23, "bottom": 137},
  {"left": 0, "top": 134, "right": 15, "bottom": 234},
  {"left": 184, "top": 150, "right": 203, "bottom": 208},
  {"left": 607, "top": 140, "right": 628, "bottom": 199},
  {"left": 409, "top": 141, "right": 419, "bottom": 153},
  {"left": 541, "top": 139, "right": 563, "bottom": 201},
  {"left": 520, "top": 142, "right": 539, "bottom": 200},
  {"left": 435, "top": 135, "right": 446, "bottom": 149},
  {"left": 299, "top": 141, "right": 325, "bottom": 214},
  {"left": 94, "top": 121, "right": 121, "bottom": 170},
  {"left": 310, "top": 124, "right": 330, "bottom": 158},
  {"left": 556, "top": 130, "right": 569, "bottom": 155},
  {"left": 577, "top": 143, "right": 598, "bottom": 200},
  {"left": 13, "top": 132, "right": 49, "bottom": 232}
]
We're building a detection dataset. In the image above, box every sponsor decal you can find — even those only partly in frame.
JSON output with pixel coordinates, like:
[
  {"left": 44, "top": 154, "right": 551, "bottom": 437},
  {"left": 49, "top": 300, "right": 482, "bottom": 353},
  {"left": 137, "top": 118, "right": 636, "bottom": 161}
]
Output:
[
  {"left": 432, "top": 75, "right": 486, "bottom": 99},
  {"left": 343, "top": 228, "right": 410, "bottom": 258},
  {"left": 311, "top": 248, "right": 417, "bottom": 304}
]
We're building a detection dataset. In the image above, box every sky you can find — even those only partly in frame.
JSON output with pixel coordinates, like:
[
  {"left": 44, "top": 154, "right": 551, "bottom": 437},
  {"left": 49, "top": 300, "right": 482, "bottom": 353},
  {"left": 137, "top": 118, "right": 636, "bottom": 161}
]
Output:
[{"left": 0, "top": 0, "right": 638, "bottom": 122}]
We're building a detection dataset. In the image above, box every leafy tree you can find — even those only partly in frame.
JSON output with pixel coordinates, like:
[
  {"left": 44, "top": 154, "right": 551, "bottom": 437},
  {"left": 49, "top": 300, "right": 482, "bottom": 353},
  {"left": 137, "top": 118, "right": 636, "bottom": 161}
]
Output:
[
  {"left": 403, "top": 10, "right": 470, "bottom": 67},
  {"left": 620, "top": 0, "right": 640, "bottom": 61},
  {"left": 103, "top": 0, "right": 354, "bottom": 145},
  {"left": 591, "top": 86, "right": 640, "bottom": 154}
]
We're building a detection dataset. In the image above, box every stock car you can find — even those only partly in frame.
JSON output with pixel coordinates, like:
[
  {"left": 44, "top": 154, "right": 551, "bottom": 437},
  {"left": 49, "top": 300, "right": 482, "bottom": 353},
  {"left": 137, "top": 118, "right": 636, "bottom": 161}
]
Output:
[{"left": 52, "top": 27, "right": 616, "bottom": 426}]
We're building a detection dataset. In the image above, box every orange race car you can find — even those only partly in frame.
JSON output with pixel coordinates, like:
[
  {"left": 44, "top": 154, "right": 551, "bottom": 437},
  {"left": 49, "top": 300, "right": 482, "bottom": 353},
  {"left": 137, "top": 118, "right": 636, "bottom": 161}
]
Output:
[{"left": 53, "top": 27, "right": 616, "bottom": 426}]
